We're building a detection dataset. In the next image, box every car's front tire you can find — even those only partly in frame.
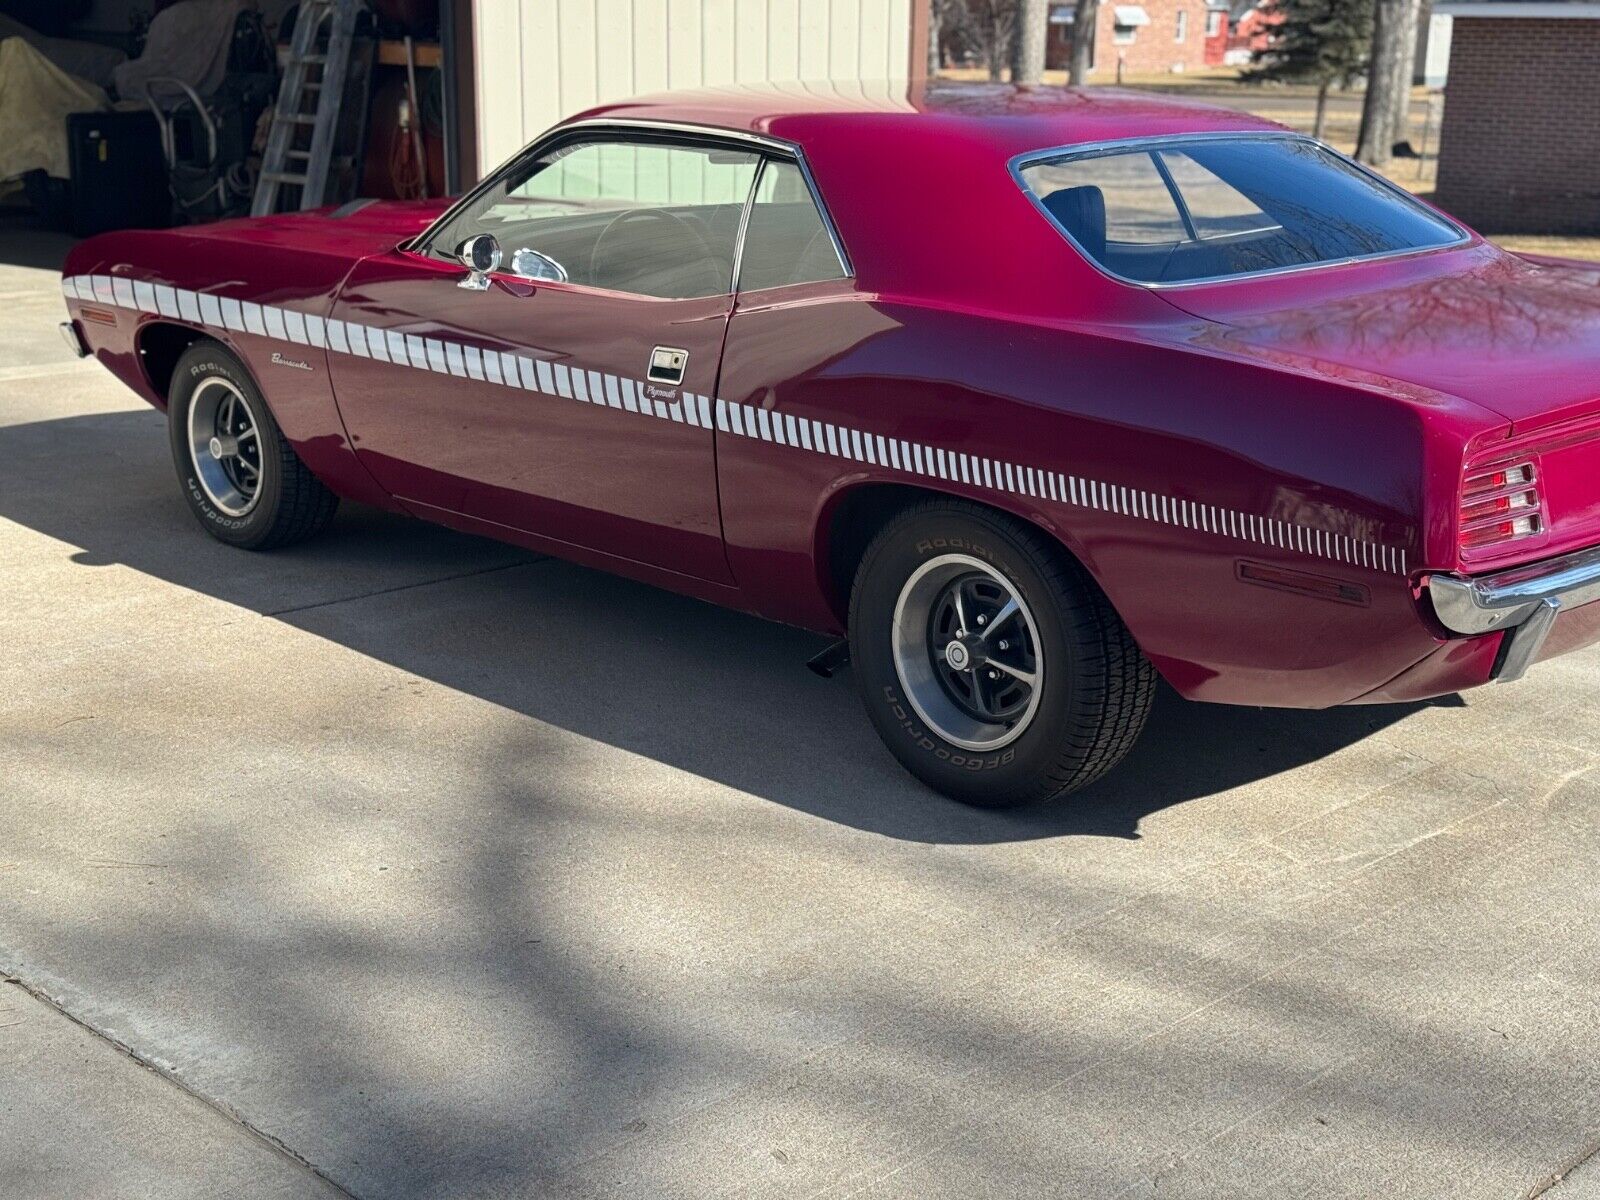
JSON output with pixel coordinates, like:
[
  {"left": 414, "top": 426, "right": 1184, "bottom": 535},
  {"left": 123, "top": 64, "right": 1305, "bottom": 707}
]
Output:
[
  {"left": 849, "top": 500, "right": 1156, "bottom": 807},
  {"left": 166, "top": 340, "right": 338, "bottom": 549}
]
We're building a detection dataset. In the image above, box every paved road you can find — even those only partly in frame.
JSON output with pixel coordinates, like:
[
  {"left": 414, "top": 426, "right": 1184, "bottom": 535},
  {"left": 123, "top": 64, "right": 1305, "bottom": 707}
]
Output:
[{"left": 3, "top": 229, "right": 1598, "bottom": 1198}]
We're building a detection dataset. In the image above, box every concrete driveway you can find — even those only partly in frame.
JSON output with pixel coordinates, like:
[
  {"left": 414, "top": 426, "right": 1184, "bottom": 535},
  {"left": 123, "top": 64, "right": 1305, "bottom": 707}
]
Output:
[{"left": 3, "top": 229, "right": 1599, "bottom": 1199}]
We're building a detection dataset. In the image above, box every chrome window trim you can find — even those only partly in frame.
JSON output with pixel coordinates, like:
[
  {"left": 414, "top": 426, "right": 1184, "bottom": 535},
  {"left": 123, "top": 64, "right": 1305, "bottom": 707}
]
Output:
[
  {"left": 730, "top": 157, "right": 766, "bottom": 294},
  {"left": 1008, "top": 130, "right": 1473, "bottom": 291},
  {"left": 413, "top": 117, "right": 853, "bottom": 285}
]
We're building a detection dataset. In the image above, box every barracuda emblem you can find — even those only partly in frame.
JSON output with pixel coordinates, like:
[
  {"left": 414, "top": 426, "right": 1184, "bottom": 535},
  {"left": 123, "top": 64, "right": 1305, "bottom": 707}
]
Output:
[{"left": 271, "top": 352, "right": 313, "bottom": 372}]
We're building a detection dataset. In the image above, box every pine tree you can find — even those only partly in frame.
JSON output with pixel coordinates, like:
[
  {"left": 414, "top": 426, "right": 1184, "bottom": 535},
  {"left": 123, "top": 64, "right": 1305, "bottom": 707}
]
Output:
[{"left": 1247, "top": 0, "right": 1374, "bottom": 140}]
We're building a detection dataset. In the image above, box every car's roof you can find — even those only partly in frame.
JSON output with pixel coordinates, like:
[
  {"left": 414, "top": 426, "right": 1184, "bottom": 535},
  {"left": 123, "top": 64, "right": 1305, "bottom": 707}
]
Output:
[
  {"left": 571, "top": 80, "right": 1286, "bottom": 157},
  {"left": 568, "top": 82, "right": 1290, "bottom": 318}
]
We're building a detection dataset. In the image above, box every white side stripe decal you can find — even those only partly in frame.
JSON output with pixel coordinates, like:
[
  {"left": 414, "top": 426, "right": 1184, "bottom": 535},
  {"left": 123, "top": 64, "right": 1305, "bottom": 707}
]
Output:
[{"left": 63, "top": 274, "right": 1411, "bottom": 576}]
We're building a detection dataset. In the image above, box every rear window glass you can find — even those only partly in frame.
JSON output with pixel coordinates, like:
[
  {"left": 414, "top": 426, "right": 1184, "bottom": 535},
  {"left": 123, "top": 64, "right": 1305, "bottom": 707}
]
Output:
[{"left": 1019, "top": 136, "right": 1463, "bottom": 285}]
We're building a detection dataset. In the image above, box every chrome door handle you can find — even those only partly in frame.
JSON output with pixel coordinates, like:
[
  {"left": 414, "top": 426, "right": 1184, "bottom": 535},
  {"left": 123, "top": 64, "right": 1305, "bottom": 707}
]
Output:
[{"left": 647, "top": 346, "right": 688, "bottom": 386}]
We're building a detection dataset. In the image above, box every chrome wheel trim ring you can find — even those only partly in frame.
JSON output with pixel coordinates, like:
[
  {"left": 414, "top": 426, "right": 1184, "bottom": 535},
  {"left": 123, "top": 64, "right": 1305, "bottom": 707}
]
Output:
[
  {"left": 187, "top": 377, "right": 262, "bottom": 518},
  {"left": 890, "top": 553, "right": 1045, "bottom": 753}
]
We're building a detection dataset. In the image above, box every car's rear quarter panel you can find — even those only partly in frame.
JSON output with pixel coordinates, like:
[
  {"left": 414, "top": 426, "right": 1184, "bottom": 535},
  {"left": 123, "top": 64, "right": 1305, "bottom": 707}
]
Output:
[{"left": 718, "top": 293, "right": 1490, "bottom": 708}]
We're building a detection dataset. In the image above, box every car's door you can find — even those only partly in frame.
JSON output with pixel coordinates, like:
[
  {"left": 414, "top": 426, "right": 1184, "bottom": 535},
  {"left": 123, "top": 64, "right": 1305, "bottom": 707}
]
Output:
[{"left": 327, "top": 130, "right": 764, "bottom": 583}]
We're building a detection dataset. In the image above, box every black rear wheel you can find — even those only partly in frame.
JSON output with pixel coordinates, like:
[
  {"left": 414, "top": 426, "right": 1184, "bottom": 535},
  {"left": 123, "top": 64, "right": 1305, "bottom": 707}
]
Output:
[{"left": 849, "top": 500, "right": 1156, "bottom": 807}]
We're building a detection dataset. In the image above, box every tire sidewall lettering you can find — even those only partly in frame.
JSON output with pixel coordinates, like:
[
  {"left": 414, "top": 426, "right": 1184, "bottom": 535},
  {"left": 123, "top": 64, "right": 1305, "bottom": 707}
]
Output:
[
  {"left": 172, "top": 351, "right": 270, "bottom": 541},
  {"left": 881, "top": 684, "right": 1015, "bottom": 772}
]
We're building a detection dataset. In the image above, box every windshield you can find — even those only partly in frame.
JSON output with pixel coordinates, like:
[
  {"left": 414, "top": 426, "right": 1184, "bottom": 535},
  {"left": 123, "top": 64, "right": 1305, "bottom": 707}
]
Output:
[{"left": 1018, "top": 136, "right": 1465, "bottom": 286}]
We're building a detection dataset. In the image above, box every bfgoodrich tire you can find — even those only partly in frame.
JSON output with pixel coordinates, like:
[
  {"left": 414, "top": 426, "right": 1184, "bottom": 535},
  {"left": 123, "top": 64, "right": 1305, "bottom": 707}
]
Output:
[
  {"left": 849, "top": 500, "right": 1156, "bottom": 807},
  {"left": 167, "top": 340, "right": 338, "bottom": 550}
]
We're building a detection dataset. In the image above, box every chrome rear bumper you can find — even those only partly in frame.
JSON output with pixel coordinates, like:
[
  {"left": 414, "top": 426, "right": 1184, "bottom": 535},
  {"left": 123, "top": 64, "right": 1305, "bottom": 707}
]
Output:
[{"left": 1428, "top": 544, "right": 1600, "bottom": 682}]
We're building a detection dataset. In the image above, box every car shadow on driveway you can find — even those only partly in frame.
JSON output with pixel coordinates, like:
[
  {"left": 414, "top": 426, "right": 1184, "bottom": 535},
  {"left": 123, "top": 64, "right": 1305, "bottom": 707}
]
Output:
[{"left": 3, "top": 408, "right": 1450, "bottom": 845}]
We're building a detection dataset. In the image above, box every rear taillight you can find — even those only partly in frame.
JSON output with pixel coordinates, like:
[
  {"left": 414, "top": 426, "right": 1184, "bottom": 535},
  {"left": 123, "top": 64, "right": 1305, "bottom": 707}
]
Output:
[{"left": 1460, "top": 461, "right": 1543, "bottom": 552}]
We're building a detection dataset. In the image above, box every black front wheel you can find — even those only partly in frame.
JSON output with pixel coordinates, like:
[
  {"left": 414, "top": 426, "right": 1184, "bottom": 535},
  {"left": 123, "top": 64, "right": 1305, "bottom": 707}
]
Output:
[
  {"left": 166, "top": 340, "right": 338, "bottom": 550},
  {"left": 849, "top": 500, "right": 1156, "bottom": 807}
]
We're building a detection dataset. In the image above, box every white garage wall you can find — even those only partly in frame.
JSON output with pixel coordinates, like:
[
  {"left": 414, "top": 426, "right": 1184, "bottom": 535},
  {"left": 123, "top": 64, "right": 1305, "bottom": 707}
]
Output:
[{"left": 472, "top": 0, "right": 914, "bottom": 175}]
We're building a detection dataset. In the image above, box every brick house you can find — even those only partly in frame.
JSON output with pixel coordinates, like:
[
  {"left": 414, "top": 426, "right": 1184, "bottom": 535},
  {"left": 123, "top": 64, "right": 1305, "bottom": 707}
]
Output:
[
  {"left": 1224, "top": 0, "right": 1281, "bottom": 61},
  {"left": 1432, "top": 1, "right": 1600, "bottom": 235},
  {"left": 1203, "top": 1, "right": 1233, "bottom": 63},
  {"left": 1045, "top": 0, "right": 1220, "bottom": 73}
]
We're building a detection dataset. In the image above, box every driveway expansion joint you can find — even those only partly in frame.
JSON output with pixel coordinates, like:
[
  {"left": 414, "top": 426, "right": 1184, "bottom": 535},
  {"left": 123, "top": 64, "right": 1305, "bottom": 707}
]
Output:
[
  {"left": 1528, "top": 1135, "right": 1600, "bottom": 1198},
  {"left": 263, "top": 556, "right": 550, "bottom": 618},
  {"left": 0, "top": 972, "right": 364, "bottom": 1200}
]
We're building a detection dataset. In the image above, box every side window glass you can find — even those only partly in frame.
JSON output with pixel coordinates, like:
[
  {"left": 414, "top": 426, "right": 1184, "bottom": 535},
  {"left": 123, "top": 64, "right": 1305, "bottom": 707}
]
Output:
[
  {"left": 428, "top": 139, "right": 761, "bottom": 299},
  {"left": 736, "top": 159, "right": 848, "bottom": 292}
]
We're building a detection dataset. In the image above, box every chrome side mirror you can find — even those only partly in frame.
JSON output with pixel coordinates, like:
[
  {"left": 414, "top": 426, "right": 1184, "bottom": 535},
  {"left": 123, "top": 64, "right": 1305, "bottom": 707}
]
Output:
[
  {"left": 509, "top": 247, "right": 569, "bottom": 284},
  {"left": 456, "top": 234, "right": 501, "bottom": 291}
]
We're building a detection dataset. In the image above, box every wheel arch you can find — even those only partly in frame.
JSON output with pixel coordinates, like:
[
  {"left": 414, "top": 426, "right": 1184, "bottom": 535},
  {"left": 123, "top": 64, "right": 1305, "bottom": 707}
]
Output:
[
  {"left": 137, "top": 320, "right": 221, "bottom": 409},
  {"left": 814, "top": 479, "right": 1108, "bottom": 631}
]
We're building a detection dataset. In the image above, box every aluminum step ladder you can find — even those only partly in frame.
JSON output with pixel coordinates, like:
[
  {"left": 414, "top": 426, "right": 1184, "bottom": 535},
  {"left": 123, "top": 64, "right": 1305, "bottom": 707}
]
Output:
[{"left": 252, "top": 0, "right": 361, "bottom": 216}]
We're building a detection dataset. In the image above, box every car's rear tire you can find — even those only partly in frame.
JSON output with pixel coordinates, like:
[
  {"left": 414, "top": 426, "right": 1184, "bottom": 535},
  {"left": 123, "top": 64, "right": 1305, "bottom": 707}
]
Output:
[
  {"left": 166, "top": 340, "right": 338, "bottom": 549},
  {"left": 848, "top": 499, "right": 1156, "bottom": 807}
]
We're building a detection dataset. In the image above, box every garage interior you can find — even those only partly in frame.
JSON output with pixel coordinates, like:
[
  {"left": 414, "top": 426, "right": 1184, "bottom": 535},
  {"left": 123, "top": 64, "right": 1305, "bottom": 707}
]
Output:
[{"left": 0, "top": 0, "right": 475, "bottom": 241}]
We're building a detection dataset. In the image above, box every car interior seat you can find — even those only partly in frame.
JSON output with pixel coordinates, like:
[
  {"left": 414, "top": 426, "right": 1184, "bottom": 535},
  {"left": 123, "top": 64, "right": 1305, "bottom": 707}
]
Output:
[{"left": 1042, "top": 185, "right": 1108, "bottom": 261}]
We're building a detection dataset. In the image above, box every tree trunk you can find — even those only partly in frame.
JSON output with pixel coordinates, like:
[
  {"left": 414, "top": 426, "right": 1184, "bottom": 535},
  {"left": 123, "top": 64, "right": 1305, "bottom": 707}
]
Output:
[
  {"left": 987, "top": 27, "right": 1005, "bottom": 82},
  {"left": 928, "top": 1, "right": 943, "bottom": 75},
  {"left": 984, "top": 11, "right": 1010, "bottom": 81},
  {"left": 1015, "top": 0, "right": 1048, "bottom": 85},
  {"left": 1388, "top": 0, "right": 1422, "bottom": 146},
  {"left": 1314, "top": 80, "right": 1330, "bottom": 140},
  {"left": 1357, "top": 0, "right": 1407, "bottom": 165},
  {"left": 1068, "top": 0, "right": 1099, "bottom": 85}
]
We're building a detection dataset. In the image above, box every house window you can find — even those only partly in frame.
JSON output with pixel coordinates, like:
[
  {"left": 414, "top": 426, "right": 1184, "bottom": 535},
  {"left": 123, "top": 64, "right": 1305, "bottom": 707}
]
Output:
[
  {"left": 1175, "top": 10, "right": 1188, "bottom": 41},
  {"left": 1112, "top": 6, "right": 1150, "bottom": 44},
  {"left": 1205, "top": 9, "right": 1223, "bottom": 36}
]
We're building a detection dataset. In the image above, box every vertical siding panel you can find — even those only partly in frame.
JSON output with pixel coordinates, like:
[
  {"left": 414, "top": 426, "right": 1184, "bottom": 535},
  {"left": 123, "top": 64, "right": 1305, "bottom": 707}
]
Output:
[
  {"left": 632, "top": 0, "right": 671, "bottom": 94},
  {"left": 858, "top": 0, "right": 892, "bottom": 79},
  {"left": 557, "top": 0, "right": 599, "bottom": 117},
  {"left": 474, "top": 0, "right": 522, "bottom": 170},
  {"left": 594, "top": 0, "right": 637, "bottom": 198},
  {"left": 733, "top": 0, "right": 768, "bottom": 79},
  {"left": 666, "top": 0, "right": 704, "bottom": 87},
  {"left": 474, "top": 0, "right": 919, "bottom": 171},
  {"left": 595, "top": 0, "right": 636, "bottom": 98},
  {"left": 797, "top": 0, "right": 830, "bottom": 77},
  {"left": 519, "top": 0, "right": 562, "bottom": 152},
  {"left": 767, "top": 0, "right": 800, "bottom": 79},
  {"left": 829, "top": 0, "right": 861, "bottom": 78},
  {"left": 702, "top": 0, "right": 737, "bottom": 84},
  {"left": 885, "top": 0, "right": 912, "bottom": 77}
]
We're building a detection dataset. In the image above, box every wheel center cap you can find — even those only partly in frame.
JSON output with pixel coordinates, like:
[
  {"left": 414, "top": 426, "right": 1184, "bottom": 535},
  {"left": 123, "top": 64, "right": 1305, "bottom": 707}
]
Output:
[
  {"left": 944, "top": 635, "right": 987, "bottom": 672},
  {"left": 208, "top": 436, "right": 226, "bottom": 460}
]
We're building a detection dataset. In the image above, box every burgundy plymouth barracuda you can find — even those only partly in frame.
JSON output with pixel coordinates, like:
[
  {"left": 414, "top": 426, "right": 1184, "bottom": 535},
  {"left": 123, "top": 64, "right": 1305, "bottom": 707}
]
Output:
[{"left": 58, "top": 83, "right": 1600, "bottom": 807}]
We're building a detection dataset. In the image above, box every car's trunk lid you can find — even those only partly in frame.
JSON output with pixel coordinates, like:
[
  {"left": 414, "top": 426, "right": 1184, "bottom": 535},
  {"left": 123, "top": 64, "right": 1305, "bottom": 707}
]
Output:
[{"left": 1156, "top": 242, "right": 1600, "bottom": 435}]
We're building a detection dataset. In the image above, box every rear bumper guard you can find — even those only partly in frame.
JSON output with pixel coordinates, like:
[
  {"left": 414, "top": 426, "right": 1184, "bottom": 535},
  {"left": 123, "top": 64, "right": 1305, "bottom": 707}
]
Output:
[
  {"left": 1429, "top": 544, "right": 1600, "bottom": 682},
  {"left": 58, "top": 321, "right": 89, "bottom": 359}
]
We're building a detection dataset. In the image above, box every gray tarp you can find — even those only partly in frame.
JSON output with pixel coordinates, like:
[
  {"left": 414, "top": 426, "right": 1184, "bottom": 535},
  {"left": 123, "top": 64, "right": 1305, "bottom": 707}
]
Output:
[{"left": 110, "top": 0, "right": 249, "bottom": 103}]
